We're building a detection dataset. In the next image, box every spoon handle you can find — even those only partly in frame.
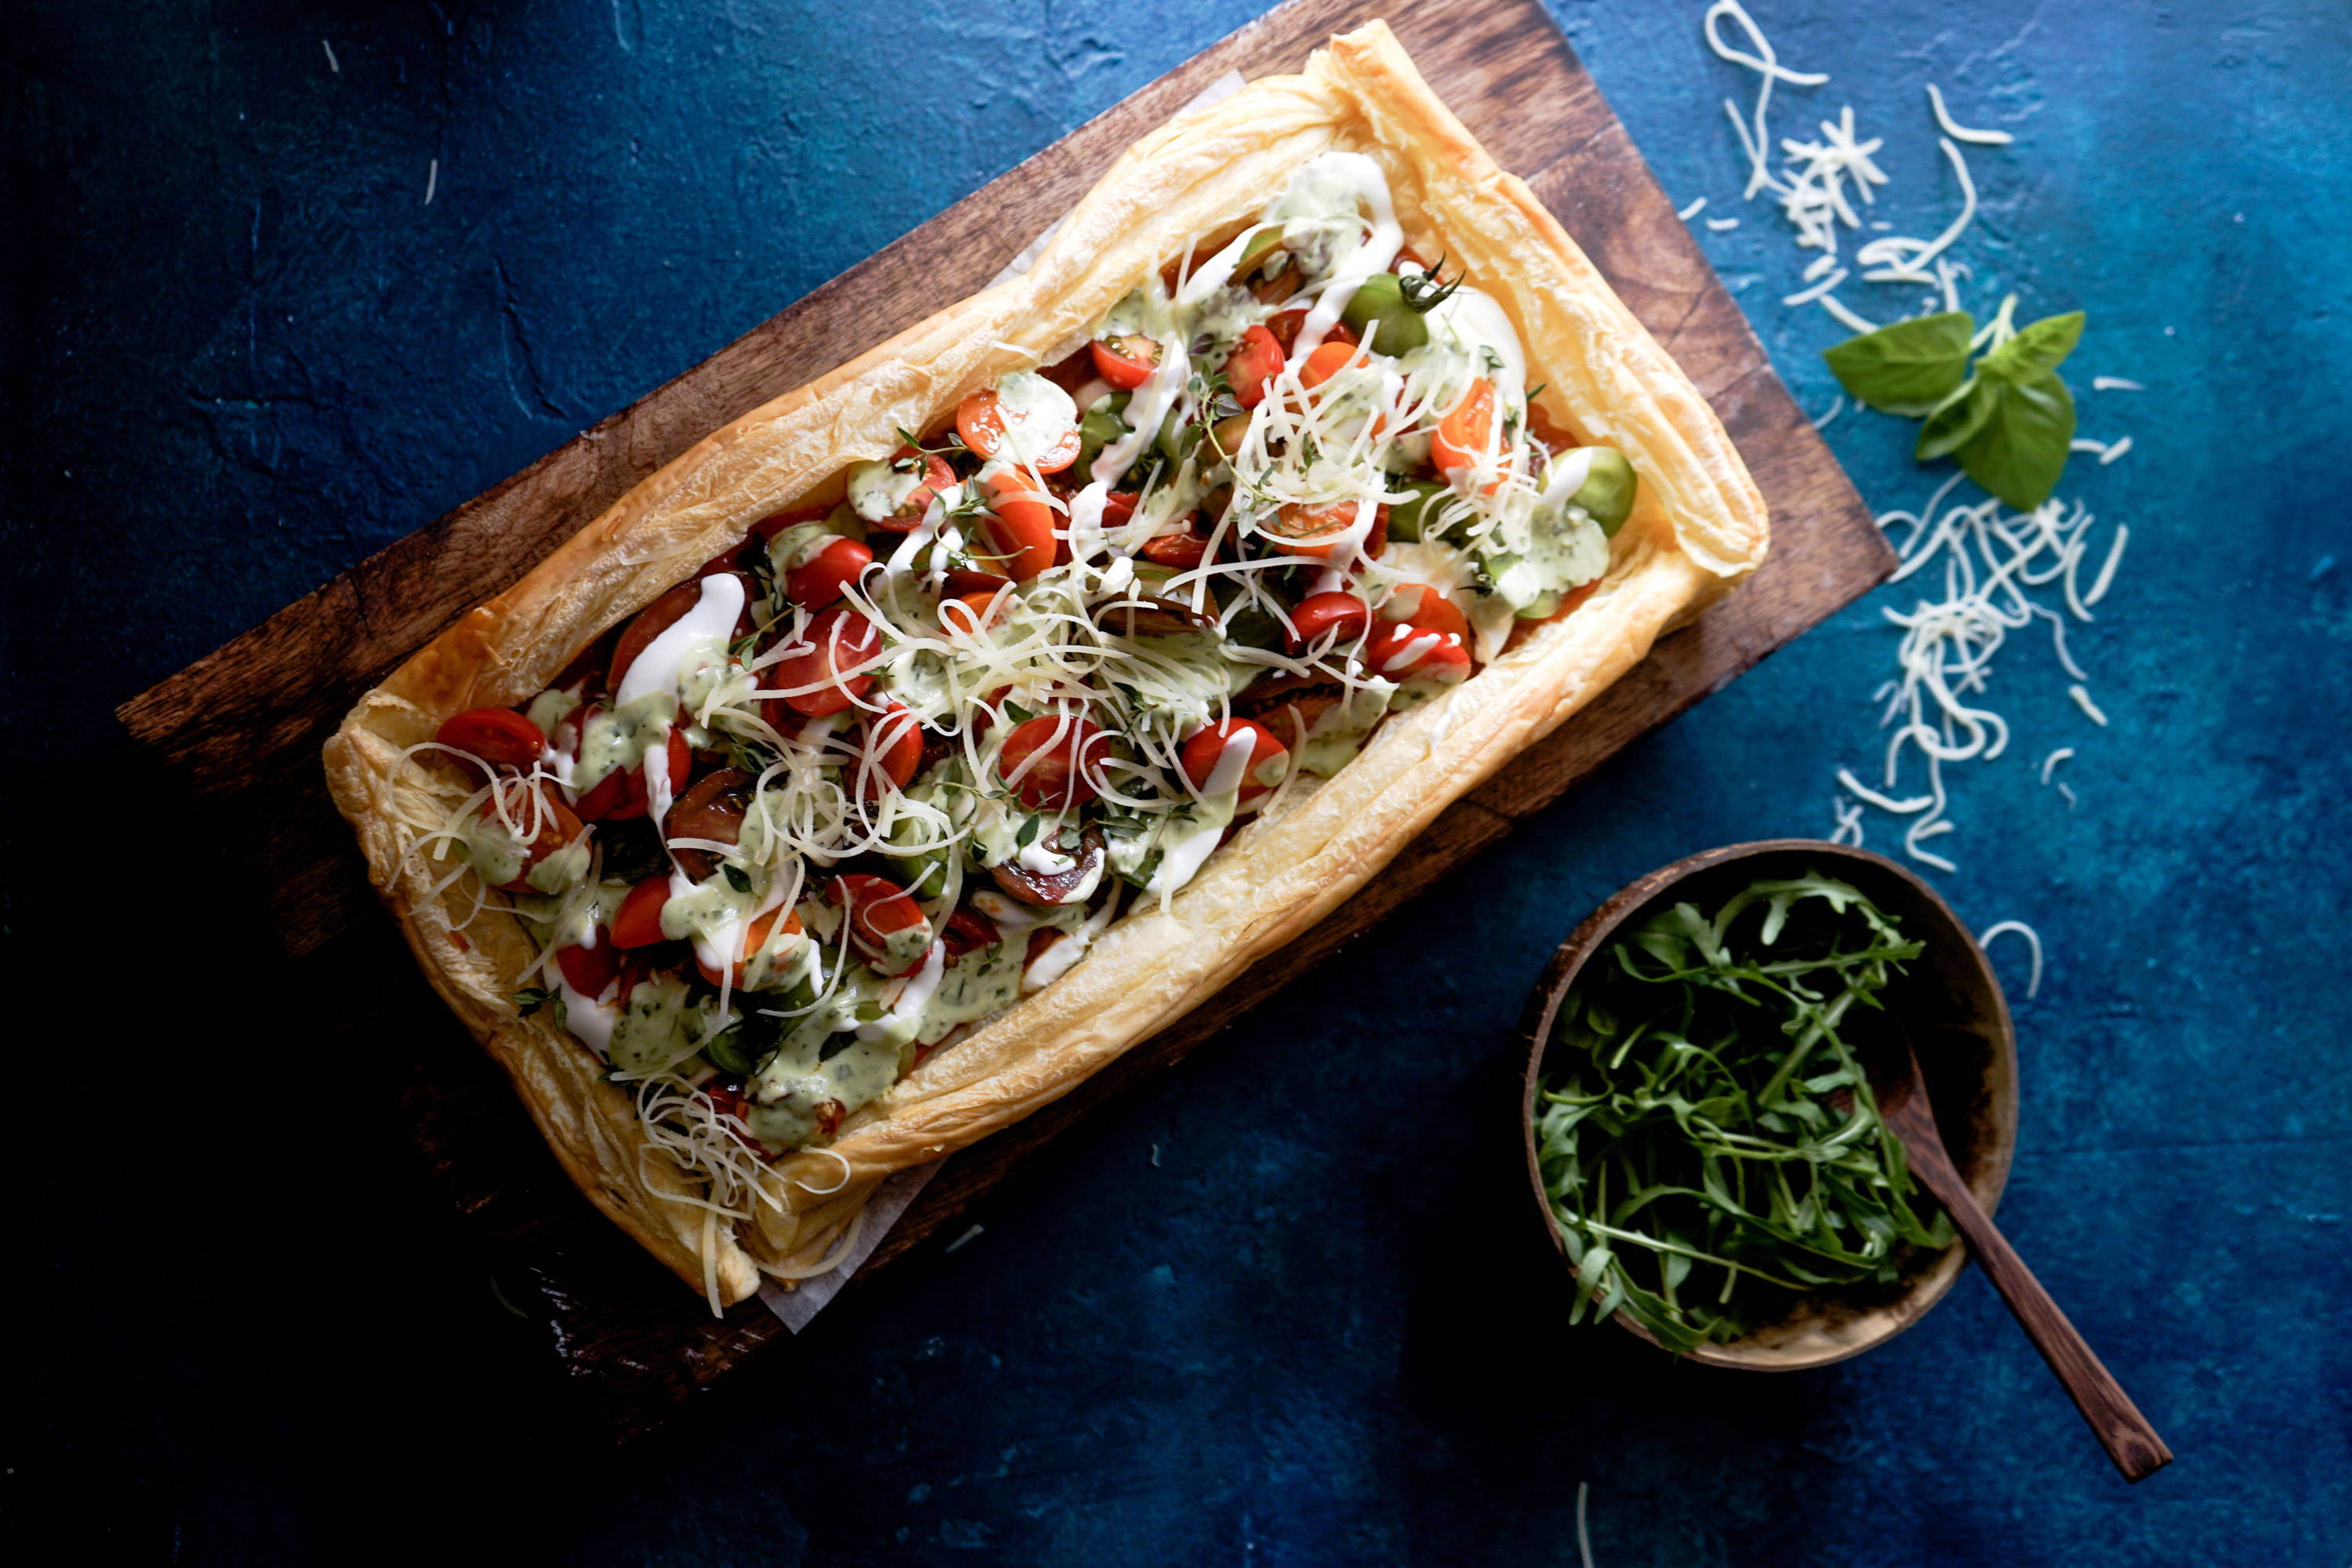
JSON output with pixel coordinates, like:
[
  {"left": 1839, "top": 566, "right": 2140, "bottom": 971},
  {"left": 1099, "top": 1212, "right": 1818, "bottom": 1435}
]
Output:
[{"left": 1892, "top": 1112, "right": 2174, "bottom": 1483}]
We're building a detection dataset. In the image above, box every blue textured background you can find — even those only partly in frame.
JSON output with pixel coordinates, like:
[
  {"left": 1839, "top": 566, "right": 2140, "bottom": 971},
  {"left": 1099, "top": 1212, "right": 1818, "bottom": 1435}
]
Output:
[{"left": 7, "top": 2, "right": 2348, "bottom": 1563}]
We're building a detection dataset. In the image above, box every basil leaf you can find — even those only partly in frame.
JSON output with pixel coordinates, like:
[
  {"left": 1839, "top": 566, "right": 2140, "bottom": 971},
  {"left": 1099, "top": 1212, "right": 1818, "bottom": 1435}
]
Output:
[
  {"left": 1914, "top": 376, "right": 2000, "bottom": 461},
  {"left": 1957, "top": 369, "right": 2076, "bottom": 510},
  {"left": 1820, "top": 310, "right": 1976, "bottom": 416},
  {"left": 510, "top": 987, "right": 554, "bottom": 1016},
  {"left": 1979, "top": 310, "right": 2085, "bottom": 383}
]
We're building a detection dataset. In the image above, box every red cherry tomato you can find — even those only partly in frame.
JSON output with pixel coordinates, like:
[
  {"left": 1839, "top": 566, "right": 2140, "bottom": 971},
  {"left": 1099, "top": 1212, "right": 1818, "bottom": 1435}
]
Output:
[
  {"left": 1266, "top": 310, "right": 1356, "bottom": 354},
  {"left": 437, "top": 707, "right": 546, "bottom": 770},
  {"left": 608, "top": 582, "right": 701, "bottom": 693},
  {"left": 477, "top": 781, "right": 584, "bottom": 893},
  {"left": 829, "top": 873, "right": 931, "bottom": 973},
  {"left": 1264, "top": 500, "right": 1388, "bottom": 562},
  {"left": 1223, "top": 325, "right": 1286, "bottom": 409},
  {"left": 942, "top": 906, "right": 1000, "bottom": 959},
  {"left": 1433, "top": 377, "right": 1496, "bottom": 479},
  {"left": 860, "top": 450, "right": 958, "bottom": 533},
  {"left": 1100, "top": 491, "right": 1138, "bottom": 529},
  {"left": 1091, "top": 335, "right": 1161, "bottom": 390},
  {"left": 750, "top": 504, "right": 830, "bottom": 541},
  {"left": 766, "top": 607, "right": 881, "bottom": 718},
  {"left": 556, "top": 932, "right": 620, "bottom": 997},
  {"left": 1380, "top": 583, "right": 1472, "bottom": 647},
  {"left": 1288, "top": 592, "right": 1374, "bottom": 647},
  {"left": 786, "top": 536, "right": 874, "bottom": 609},
  {"left": 858, "top": 703, "right": 924, "bottom": 798},
  {"left": 1299, "top": 339, "right": 1363, "bottom": 391},
  {"left": 1179, "top": 717, "right": 1290, "bottom": 802},
  {"left": 956, "top": 388, "right": 1081, "bottom": 474},
  {"left": 996, "top": 713, "right": 1110, "bottom": 811},
  {"left": 982, "top": 474, "right": 1060, "bottom": 583},
  {"left": 1138, "top": 529, "right": 1209, "bottom": 571},
  {"left": 1364, "top": 622, "right": 1475, "bottom": 686},
  {"left": 571, "top": 720, "right": 693, "bottom": 822},
  {"left": 695, "top": 906, "right": 805, "bottom": 989},
  {"left": 611, "top": 875, "right": 673, "bottom": 949}
]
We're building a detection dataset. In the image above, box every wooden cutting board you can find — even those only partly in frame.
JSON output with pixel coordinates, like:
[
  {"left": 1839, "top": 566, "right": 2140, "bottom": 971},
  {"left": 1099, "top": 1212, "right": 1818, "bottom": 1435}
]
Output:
[{"left": 118, "top": 0, "right": 1892, "bottom": 1440}]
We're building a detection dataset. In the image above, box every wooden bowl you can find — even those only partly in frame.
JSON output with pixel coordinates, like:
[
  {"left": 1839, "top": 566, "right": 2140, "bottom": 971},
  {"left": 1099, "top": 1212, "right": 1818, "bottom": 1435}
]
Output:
[{"left": 1517, "top": 840, "right": 2019, "bottom": 1370}]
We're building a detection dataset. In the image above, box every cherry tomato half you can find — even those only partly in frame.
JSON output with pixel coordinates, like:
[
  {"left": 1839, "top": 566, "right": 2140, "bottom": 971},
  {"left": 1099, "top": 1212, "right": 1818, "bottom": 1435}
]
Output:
[
  {"left": 437, "top": 707, "right": 546, "bottom": 770},
  {"left": 1179, "top": 717, "right": 1290, "bottom": 802},
  {"left": 1223, "top": 325, "right": 1286, "bottom": 409},
  {"left": 982, "top": 474, "right": 1060, "bottom": 583},
  {"left": 555, "top": 931, "right": 620, "bottom": 998},
  {"left": 829, "top": 873, "right": 931, "bottom": 974},
  {"left": 1091, "top": 335, "right": 1161, "bottom": 390},
  {"left": 1263, "top": 500, "right": 1388, "bottom": 562},
  {"left": 611, "top": 875, "right": 673, "bottom": 949},
  {"left": 996, "top": 713, "right": 1110, "bottom": 811},
  {"left": 1298, "top": 339, "right": 1364, "bottom": 391},
  {"left": 1288, "top": 591, "right": 1374, "bottom": 648},
  {"left": 863, "top": 450, "right": 959, "bottom": 533},
  {"left": 571, "top": 719, "right": 693, "bottom": 822},
  {"left": 786, "top": 536, "right": 874, "bottom": 610},
  {"left": 942, "top": 906, "right": 1000, "bottom": 959},
  {"left": 1138, "top": 528, "right": 1209, "bottom": 572},
  {"left": 1380, "top": 583, "right": 1472, "bottom": 648},
  {"left": 956, "top": 387, "right": 1081, "bottom": 474},
  {"left": 942, "top": 586, "right": 1013, "bottom": 636},
  {"left": 1267, "top": 310, "right": 1356, "bottom": 355},
  {"left": 608, "top": 582, "right": 701, "bottom": 694},
  {"left": 695, "top": 906, "right": 805, "bottom": 989},
  {"left": 858, "top": 703, "right": 924, "bottom": 799},
  {"left": 766, "top": 607, "right": 881, "bottom": 718},
  {"left": 1364, "top": 622, "right": 1475, "bottom": 687},
  {"left": 1432, "top": 377, "right": 1496, "bottom": 479},
  {"left": 479, "top": 780, "right": 583, "bottom": 893}
]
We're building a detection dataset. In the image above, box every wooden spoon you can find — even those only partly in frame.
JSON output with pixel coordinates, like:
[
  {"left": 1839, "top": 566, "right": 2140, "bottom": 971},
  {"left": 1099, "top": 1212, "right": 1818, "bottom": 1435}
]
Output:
[{"left": 1875, "top": 1032, "right": 2174, "bottom": 1482}]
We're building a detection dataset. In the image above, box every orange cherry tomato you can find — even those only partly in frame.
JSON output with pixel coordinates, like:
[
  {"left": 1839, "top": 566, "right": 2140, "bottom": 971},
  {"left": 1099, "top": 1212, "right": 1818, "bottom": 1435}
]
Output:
[
  {"left": 1364, "top": 622, "right": 1475, "bottom": 686},
  {"left": 1299, "top": 339, "right": 1363, "bottom": 390},
  {"left": 1381, "top": 583, "right": 1472, "bottom": 647},
  {"left": 570, "top": 717, "right": 693, "bottom": 823},
  {"left": 695, "top": 906, "right": 805, "bottom": 989},
  {"left": 786, "top": 536, "right": 873, "bottom": 609},
  {"left": 830, "top": 873, "right": 931, "bottom": 973},
  {"left": 478, "top": 780, "right": 583, "bottom": 893},
  {"left": 1288, "top": 591, "right": 1374, "bottom": 647},
  {"left": 858, "top": 703, "right": 924, "bottom": 798},
  {"left": 942, "top": 586, "right": 1013, "bottom": 636},
  {"left": 1091, "top": 335, "right": 1161, "bottom": 390},
  {"left": 1263, "top": 500, "right": 1388, "bottom": 562},
  {"left": 437, "top": 707, "right": 546, "bottom": 770},
  {"left": 996, "top": 713, "right": 1110, "bottom": 810},
  {"left": 982, "top": 474, "right": 1061, "bottom": 583},
  {"left": 611, "top": 875, "right": 673, "bottom": 949},
  {"left": 956, "top": 387, "right": 1081, "bottom": 474},
  {"left": 766, "top": 607, "right": 881, "bottom": 718},
  {"left": 555, "top": 931, "right": 619, "bottom": 997},
  {"left": 861, "top": 450, "right": 958, "bottom": 533},
  {"left": 1179, "top": 717, "right": 1290, "bottom": 801},
  {"left": 1223, "top": 325, "right": 1286, "bottom": 409},
  {"left": 1433, "top": 377, "right": 1496, "bottom": 479}
]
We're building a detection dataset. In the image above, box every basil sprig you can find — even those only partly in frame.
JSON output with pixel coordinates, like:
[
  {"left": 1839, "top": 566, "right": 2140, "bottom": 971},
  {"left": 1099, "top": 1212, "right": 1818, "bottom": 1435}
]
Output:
[{"left": 1822, "top": 303, "right": 2086, "bottom": 511}]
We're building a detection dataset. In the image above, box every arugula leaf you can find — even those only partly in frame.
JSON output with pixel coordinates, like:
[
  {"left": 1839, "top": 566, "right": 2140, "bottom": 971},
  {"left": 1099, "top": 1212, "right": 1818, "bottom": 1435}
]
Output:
[
  {"left": 1820, "top": 310, "right": 1976, "bottom": 416},
  {"left": 1532, "top": 873, "right": 1949, "bottom": 1353},
  {"left": 1956, "top": 368, "right": 2076, "bottom": 510},
  {"left": 1914, "top": 375, "right": 1998, "bottom": 461},
  {"left": 1979, "top": 310, "right": 2085, "bottom": 383}
]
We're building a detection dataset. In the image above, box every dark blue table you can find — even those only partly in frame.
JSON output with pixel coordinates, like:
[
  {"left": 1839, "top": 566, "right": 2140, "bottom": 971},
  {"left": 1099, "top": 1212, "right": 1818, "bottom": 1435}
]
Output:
[{"left": 9, "top": 2, "right": 2347, "bottom": 1563}]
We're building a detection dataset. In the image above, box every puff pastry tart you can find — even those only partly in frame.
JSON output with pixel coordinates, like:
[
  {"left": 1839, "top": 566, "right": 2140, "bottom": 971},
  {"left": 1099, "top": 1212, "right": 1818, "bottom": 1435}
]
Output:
[{"left": 325, "top": 22, "right": 1766, "bottom": 1309}]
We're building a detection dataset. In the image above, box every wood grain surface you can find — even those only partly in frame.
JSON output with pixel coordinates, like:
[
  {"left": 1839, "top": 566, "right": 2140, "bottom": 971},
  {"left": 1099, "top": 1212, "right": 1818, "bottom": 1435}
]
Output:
[{"left": 117, "top": 0, "right": 1894, "bottom": 1440}]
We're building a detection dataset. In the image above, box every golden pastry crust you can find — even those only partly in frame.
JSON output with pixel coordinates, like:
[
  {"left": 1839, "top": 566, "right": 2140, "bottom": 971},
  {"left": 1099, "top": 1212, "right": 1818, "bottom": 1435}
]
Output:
[{"left": 325, "top": 21, "right": 1767, "bottom": 1304}]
